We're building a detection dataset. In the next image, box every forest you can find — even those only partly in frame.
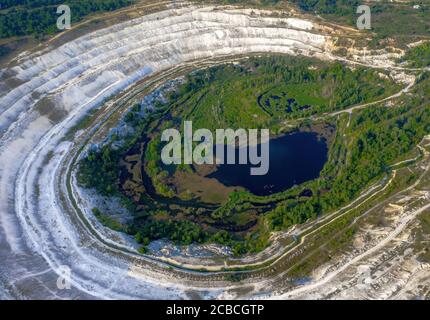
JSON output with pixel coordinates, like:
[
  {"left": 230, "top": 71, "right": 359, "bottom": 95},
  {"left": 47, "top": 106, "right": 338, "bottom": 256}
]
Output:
[
  {"left": 75, "top": 56, "right": 429, "bottom": 256},
  {"left": 0, "top": 0, "right": 134, "bottom": 38}
]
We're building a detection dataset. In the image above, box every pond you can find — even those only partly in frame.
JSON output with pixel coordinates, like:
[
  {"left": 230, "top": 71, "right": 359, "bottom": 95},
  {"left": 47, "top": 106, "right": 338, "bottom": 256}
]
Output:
[{"left": 208, "top": 131, "right": 328, "bottom": 196}]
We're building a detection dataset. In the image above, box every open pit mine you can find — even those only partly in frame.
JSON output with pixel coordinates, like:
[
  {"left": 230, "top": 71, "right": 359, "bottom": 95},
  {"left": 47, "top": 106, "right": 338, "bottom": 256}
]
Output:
[{"left": 0, "top": 1, "right": 429, "bottom": 300}]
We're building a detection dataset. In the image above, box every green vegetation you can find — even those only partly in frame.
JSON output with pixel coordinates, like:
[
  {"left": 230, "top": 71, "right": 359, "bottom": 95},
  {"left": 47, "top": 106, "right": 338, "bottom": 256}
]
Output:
[
  {"left": 368, "top": 2, "right": 430, "bottom": 45},
  {"left": 264, "top": 73, "right": 430, "bottom": 232},
  {"left": 292, "top": 1, "right": 430, "bottom": 43},
  {"left": 91, "top": 207, "right": 126, "bottom": 232},
  {"left": 145, "top": 138, "right": 175, "bottom": 198},
  {"left": 213, "top": 1, "right": 430, "bottom": 45},
  {"left": 224, "top": 273, "right": 245, "bottom": 282},
  {"left": 401, "top": 42, "right": 430, "bottom": 68},
  {"left": 63, "top": 108, "right": 99, "bottom": 141},
  {"left": 2, "top": 0, "right": 429, "bottom": 47},
  {"left": 77, "top": 55, "right": 430, "bottom": 256},
  {"left": 0, "top": 0, "right": 134, "bottom": 39},
  {"left": 137, "top": 246, "right": 148, "bottom": 254},
  {"left": 293, "top": 0, "right": 359, "bottom": 16},
  {"left": 163, "top": 56, "right": 398, "bottom": 132},
  {"left": 78, "top": 145, "right": 121, "bottom": 195},
  {"left": 133, "top": 220, "right": 207, "bottom": 245}
]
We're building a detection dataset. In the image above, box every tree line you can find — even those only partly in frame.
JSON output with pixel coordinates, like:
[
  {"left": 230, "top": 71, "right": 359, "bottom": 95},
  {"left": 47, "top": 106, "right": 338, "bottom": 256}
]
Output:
[{"left": 0, "top": 0, "right": 134, "bottom": 38}]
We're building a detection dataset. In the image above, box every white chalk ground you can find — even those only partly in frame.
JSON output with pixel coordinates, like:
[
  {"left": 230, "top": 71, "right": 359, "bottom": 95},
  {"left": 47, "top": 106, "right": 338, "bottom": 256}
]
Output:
[{"left": 0, "top": 4, "right": 425, "bottom": 299}]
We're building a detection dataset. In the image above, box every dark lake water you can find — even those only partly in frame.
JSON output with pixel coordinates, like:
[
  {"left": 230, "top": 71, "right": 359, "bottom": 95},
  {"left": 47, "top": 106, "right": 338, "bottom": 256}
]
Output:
[{"left": 208, "top": 132, "right": 328, "bottom": 196}]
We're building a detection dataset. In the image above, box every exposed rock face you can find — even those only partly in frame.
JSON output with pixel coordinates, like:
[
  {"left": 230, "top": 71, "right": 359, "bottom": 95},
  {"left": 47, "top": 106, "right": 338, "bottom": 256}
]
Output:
[
  {"left": 0, "top": 6, "right": 328, "bottom": 134},
  {"left": 0, "top": 5, "right": 333, "bottom": 299},
  {"left": 0, "top": 4, "right": 425, "bottom": 300}
]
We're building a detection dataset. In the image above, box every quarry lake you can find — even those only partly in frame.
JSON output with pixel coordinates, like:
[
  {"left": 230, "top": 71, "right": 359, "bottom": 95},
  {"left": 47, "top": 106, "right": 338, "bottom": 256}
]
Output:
[{"left": 208, "top": 131, "right": 328, "bottom": 196}]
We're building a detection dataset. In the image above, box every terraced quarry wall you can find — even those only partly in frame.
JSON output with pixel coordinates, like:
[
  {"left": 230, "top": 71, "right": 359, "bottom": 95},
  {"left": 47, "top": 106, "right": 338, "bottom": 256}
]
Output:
[{"left": 0, "top": 3, "right": 428, "bottom": 300}]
